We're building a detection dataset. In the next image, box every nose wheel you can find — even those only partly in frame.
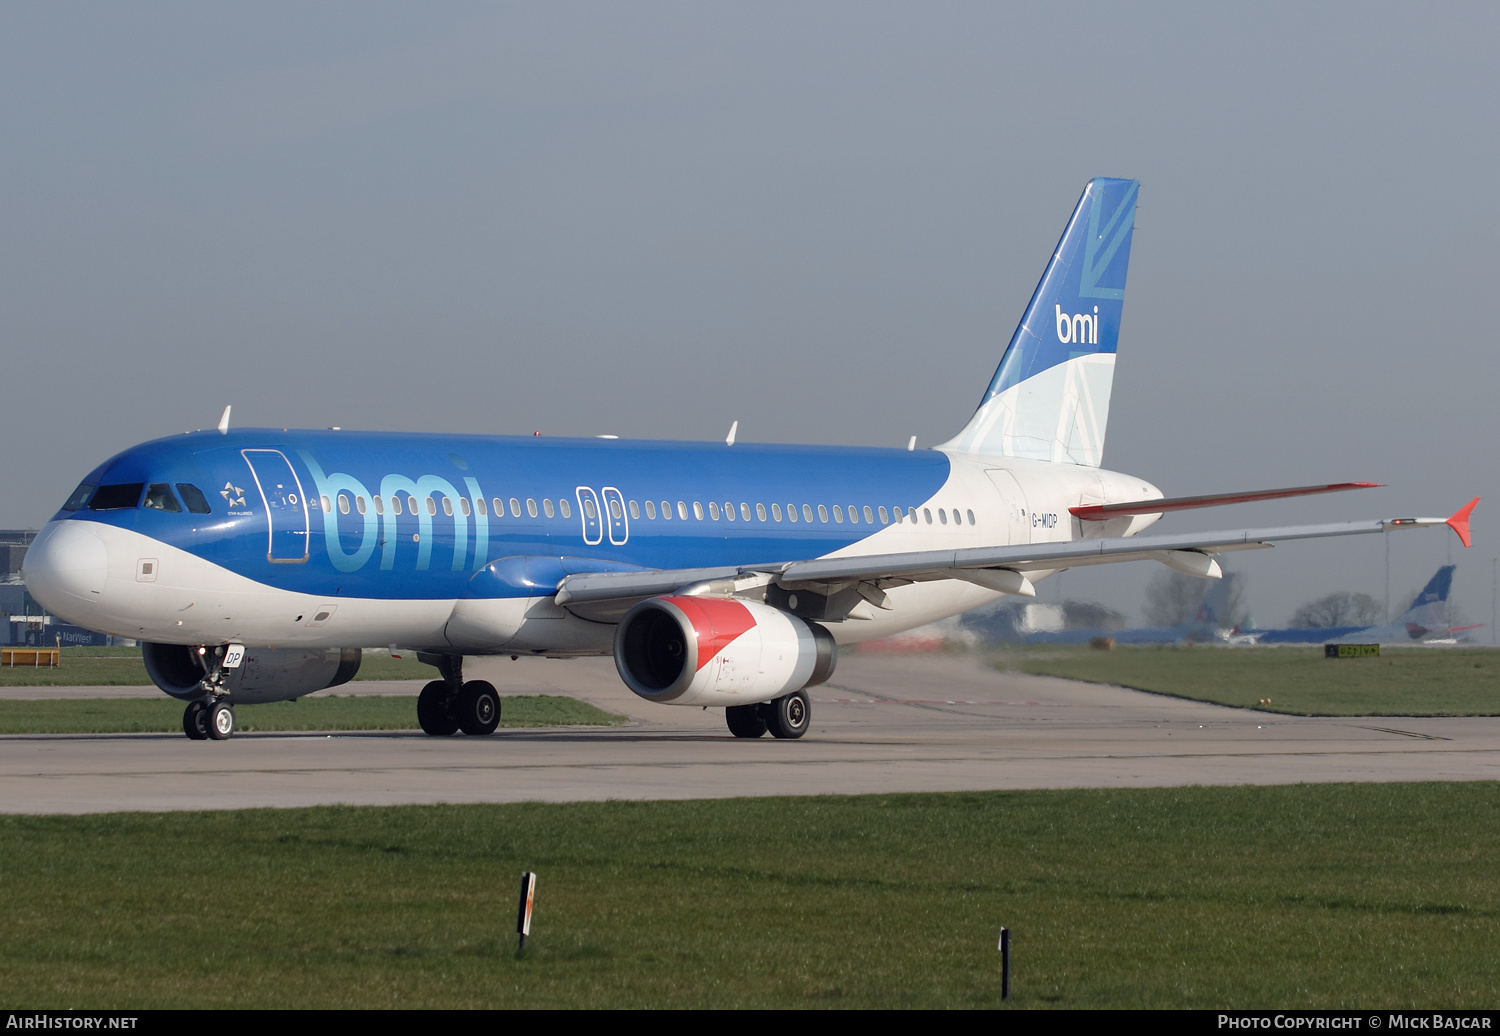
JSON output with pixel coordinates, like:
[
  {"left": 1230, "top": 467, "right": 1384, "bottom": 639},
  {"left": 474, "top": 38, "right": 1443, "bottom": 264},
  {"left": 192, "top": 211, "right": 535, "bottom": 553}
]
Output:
[
  {"left": 183, "top": 701, "right": 209, "bottom": 740},
  {"left": 183, "top": 699, "right": 235, "bottom": 740}
]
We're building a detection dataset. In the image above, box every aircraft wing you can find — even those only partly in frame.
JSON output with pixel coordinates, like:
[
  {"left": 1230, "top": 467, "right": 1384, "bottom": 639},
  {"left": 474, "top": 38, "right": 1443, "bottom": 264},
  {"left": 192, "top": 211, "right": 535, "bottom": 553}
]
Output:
[{"left": 554, "top": 502, "right": 1476, "bottom": 607}]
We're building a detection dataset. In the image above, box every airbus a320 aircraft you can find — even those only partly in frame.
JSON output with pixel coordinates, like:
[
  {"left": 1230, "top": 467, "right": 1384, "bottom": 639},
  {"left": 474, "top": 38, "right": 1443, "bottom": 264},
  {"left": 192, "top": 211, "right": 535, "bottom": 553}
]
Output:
[{"left": 22, "top": 178, "right": 1477, "bottom": 741}]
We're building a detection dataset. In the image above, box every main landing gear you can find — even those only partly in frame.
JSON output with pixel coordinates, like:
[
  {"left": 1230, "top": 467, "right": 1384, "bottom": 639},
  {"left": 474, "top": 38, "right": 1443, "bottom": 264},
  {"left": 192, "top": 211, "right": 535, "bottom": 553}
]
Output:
[
  {"left": 415, "top": 653, "right": 501, "bottom": 737},
  {"left": 726, "top": 689, "right": 811, "bottom": 740}
]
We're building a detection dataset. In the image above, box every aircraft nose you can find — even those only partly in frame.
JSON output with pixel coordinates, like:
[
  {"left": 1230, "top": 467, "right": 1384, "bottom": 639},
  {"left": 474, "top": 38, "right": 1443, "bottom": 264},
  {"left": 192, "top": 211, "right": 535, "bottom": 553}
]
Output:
[{"left": 22, "top": 521, "right": 109, "bottom": 614}]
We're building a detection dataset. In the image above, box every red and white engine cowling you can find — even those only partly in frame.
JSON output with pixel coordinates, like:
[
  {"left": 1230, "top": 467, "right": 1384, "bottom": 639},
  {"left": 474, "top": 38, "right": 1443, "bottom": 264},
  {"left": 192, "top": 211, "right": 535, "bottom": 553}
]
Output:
[{"left": 613, "top": 596, "right": 836, "bottom": 707}]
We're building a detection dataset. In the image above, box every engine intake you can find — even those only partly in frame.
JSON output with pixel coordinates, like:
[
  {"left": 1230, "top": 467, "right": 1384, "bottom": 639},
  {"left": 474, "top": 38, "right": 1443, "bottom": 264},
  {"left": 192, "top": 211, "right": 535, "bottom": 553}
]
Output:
[
  {"left": 143, "top": 643, "right": 361, "bottom": 703},
  {"left": 614, "top": 596, "right": 835, "bottom": 707}
]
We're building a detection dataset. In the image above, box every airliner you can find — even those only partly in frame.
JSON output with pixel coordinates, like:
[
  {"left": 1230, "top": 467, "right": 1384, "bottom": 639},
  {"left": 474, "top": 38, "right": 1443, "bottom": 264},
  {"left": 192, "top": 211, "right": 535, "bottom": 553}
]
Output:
[
  {"left": 21, "top": 178, "right": 1477, "bottom": 741},
  {"left": 1239, "top": 566, "right": 1481, "bottom": 645}
]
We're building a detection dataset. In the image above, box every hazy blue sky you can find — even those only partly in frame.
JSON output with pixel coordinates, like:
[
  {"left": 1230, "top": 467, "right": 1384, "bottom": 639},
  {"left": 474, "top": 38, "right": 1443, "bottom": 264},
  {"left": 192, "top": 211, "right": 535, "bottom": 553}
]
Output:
[{"left": 3, "top": 2, "right": 1495, "bottom": 627}]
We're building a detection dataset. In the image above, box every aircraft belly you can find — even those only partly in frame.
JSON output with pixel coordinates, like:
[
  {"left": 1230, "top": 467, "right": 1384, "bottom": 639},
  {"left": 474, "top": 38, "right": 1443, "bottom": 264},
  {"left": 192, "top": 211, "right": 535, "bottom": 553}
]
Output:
[{"left": 828, "top": 579, "right": 1003, "bottom": 644}]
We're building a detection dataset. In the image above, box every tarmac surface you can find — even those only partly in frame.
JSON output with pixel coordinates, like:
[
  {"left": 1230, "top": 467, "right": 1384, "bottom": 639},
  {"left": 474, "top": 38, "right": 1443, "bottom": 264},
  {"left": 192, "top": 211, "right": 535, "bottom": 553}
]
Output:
[{"left": 3, "top": 652, "right": 1498, "bottom": 814}]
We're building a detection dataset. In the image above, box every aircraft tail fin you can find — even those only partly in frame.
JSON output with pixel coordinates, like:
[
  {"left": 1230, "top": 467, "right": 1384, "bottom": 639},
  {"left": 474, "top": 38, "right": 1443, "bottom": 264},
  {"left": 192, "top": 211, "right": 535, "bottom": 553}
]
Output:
[
  {"left": 942, "top": 177, "right": 1138, "bottom": 465},
  {"left": 1399, "top": 565, "right": 1455, "bottom": 627}
]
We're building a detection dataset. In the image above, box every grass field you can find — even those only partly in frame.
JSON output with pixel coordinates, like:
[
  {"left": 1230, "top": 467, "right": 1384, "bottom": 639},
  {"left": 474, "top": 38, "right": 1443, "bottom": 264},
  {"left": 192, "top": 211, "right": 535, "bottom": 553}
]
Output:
[
  {"left": 1007, "top": 644, "right": 1500, "bottom": 716},
  {"left": 0, "top": 694, "right": 624, "bottom": 734},
  {"left": 1, "top": 784, "right": 1497, "bottom": 1008},
  {"left": 0, "top": 645, "right": 435, "bottom": 687}
]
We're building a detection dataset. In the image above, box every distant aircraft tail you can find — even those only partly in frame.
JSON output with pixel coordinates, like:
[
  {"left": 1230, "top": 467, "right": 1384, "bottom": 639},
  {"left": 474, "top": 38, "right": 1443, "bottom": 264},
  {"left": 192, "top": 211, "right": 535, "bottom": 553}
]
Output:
[
  {"left": 1399, "top": 565, "right": 1455, "bottom": 637},
  {"left": 942, "top": 177, "right": 1138, "bottom": 465}
]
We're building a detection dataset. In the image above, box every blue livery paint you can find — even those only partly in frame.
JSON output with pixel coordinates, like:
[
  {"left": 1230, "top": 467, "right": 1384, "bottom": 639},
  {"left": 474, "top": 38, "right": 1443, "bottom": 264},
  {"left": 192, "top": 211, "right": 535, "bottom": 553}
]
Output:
[
  {"left": 58, "top": 430, "right": 952, "bottom": 600},
  {"left": 980, "top": 177, "right": 1136, "bottom": 404}
]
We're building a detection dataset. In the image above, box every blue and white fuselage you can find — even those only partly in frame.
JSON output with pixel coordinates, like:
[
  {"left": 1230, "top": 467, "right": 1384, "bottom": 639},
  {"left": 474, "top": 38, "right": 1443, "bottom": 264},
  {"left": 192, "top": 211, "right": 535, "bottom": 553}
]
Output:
[
  {"left": 22, "top": 178, "right": 1472, "bottom": 740},
  {"left": 25, "top": 430, "right": 1156, "bottom": 654}
]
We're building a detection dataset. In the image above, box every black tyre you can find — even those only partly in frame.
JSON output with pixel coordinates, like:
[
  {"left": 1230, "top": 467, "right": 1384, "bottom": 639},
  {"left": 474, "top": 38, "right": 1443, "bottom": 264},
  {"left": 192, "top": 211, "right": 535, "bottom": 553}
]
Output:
[
  {"left": 457, "top": 680, "right": 501, "bottom": 736},
  {"left": 207, "top": 701, "right": 235, "bottom": 740},
  {"left": 183, "top": 701, "right": 209, "bottom": 740},
  {"left": 417, "top": 680, "right": 460, "bottom": 736},
  {"left": 725, "top": 703, "right": 768, "bottom": 738},
  {"left": 766, "top": 689, "right": 810, "bottom": 740}
]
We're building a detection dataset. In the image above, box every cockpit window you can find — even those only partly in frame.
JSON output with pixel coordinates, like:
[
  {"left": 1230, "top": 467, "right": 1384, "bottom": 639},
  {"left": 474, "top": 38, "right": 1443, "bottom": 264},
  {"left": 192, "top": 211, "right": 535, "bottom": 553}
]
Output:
[
  {"left": 62, "top": 483, "right": 95, "bottom": 511},
  {"left": 144, "top": 484, "right": 183, "bottom": 513},
  {"left": 89, "top": 483, "right": 145, "bottom": 510},
  {"left": 176, "top": 484, "right": 212, "bottom": 515}
]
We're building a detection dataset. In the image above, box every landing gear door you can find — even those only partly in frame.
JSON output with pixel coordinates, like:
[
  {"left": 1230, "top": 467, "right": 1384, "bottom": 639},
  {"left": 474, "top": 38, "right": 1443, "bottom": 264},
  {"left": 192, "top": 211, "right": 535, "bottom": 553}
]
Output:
[
  {"left": 601, "top": 487, "right": 629, "bottom": 545},
  {"left": 575, "top": 487, "right": 603, "bottom": 546},
  {"left": 242, "top": 450, "right": 310, "bottom": 563}
]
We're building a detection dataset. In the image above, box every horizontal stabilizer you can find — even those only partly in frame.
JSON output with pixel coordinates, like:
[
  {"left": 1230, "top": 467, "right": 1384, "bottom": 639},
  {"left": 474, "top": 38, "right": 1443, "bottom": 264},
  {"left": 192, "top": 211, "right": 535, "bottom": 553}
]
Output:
[{"left": 1070, "top": 482, "right": 1381, "bottom": 521}]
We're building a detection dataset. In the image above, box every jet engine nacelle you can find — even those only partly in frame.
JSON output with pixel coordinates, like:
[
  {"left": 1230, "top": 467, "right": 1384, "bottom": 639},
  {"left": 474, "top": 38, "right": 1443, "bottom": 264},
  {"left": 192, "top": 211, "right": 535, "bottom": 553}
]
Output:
[
  {"left": 614, "top": 596, "right": 836, "bottom": 707},
  {"left": 142, "top": 643, "right": 362, "bottom": 704}
]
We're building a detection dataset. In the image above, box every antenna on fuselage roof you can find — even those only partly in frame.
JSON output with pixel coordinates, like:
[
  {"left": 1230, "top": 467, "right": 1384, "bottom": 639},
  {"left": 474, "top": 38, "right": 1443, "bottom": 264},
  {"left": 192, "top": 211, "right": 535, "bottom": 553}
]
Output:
[
  {"left": 217, "top": 405, "right": 232, "bottom": 435},
  {"left": 907, "top": 436, "right": 916, "bottom": 451},
  {"left": 726, "top": 420, "right": 738, "bottom": 446}
]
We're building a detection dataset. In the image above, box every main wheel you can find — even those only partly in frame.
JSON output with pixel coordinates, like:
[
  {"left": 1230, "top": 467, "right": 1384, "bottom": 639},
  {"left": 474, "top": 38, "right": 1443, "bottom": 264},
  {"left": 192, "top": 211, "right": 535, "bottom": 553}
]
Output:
[
  {"left": 183, "top": 701, "right": 209, "bottom": 740},
  {"left": 417, "top": 680, "right": 460, "bottom": 736},
  {"left": 726, "top": 703, "right": 768, "bottom": 738},
  {"left": 766, "top": 689, "right": 810, "bottom": 740},
  {"left": 207, "top": 701, "right": 235, "bottom": 740},
  {"left": 456, "top": 680, "right": 501, "bottom": 736}
]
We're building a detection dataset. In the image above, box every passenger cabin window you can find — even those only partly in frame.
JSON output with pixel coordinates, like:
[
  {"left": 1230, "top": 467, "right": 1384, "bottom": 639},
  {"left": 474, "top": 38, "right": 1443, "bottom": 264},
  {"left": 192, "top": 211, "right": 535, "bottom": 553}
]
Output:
[
  {"left": 176, "top": 484, "right": 212, "bottom": 515},
  {"left": 967, "top": 509, "right": 976, "bottom": 525},
  {"left": 442, "top": 498, "right": 453, "bottom": 517},
  {"left": 321, "top": 495, "right": 332, "bottom": 513},
  {"left": 559, "top": 499, "right": 572, "bottom": 518},
  {"left": 817, "top": 505, "right": 828, "bottom": 523},
  {"left": 693, "top": 502, "right": 704, "bottom": 520},
  {"left": 543, "top": 499, "right": 555, "bottom": 518},
  {"left": 338, "top": 494, "right": 350, "bottom": 515},
  {"left": 772, "top": 503, "right": 783, "bottom": 521},
  {"left": 526, "top": 498, "right": 538, "bottom": 518},
  {"left": 756, "top": 503, "right": 767, "bottom": 521},
  {"left": 90, "top": 483, "right": 144, "bottom": 510},
  {"left": 459, "top": 498, "right": 470, "bottom": 517},
  {"left": 144, "top": 484, "right": 181, "bottom": 513},
  {"left": 832, "top": 505, "right": 844, "bottom": 523},
  {"left": 510, "top": 498, "right": 522, "bottom": 517},
  {"left": 709, "top": 502, "right": 720, "bottom": 520},
  {"left": 373, "top": 495, "right": 385, "bottom": 516},
  {"left": 863, "top": 506, "right": 874, "bottom": 524},
  {"left": 878, "top": 506, "right": 889, "bottom": 524},
  {"left": 492, "top": 498, "right": 503, "bottom": 517},
  {"left": 645, "top": 500, "right": 657, "bottom": 519},
  {"left": 62, "top": 483, "right": 95, "bottom": 511},
  {"left": 802, "top": 504, "right": 814, "bottom": 523},
  {"left": 677, "top": 501, "right": 688, "bottom": 520},
  {"left": 629, "top": 500, "right": 640, "bottom": 520},
  {"left": 425, "top": 497, "right": 437, "bottom": 516}
]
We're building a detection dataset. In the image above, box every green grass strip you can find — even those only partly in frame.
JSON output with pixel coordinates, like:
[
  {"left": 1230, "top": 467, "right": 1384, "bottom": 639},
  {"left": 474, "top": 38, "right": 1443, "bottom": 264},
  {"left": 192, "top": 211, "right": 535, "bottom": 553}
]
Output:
[
  {"left": 0, "top": 646, "right": 452, "bottom": 687},
  {"left": 1007, "top": 644, "right": 1500, "bottom": 716},
  {"left": 0, "top": 694, "right": 624, "bottom": 734},
  {"left": 1, "top": 785, "right": 1498, "bottom": 1007}
]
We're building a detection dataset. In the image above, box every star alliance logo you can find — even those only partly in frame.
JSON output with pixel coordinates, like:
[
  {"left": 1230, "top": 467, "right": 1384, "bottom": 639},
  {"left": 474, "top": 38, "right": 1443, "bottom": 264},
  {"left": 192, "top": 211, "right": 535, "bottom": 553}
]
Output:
[{"left": 221, "top": 482, "right": 246, "bottom": 508}]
